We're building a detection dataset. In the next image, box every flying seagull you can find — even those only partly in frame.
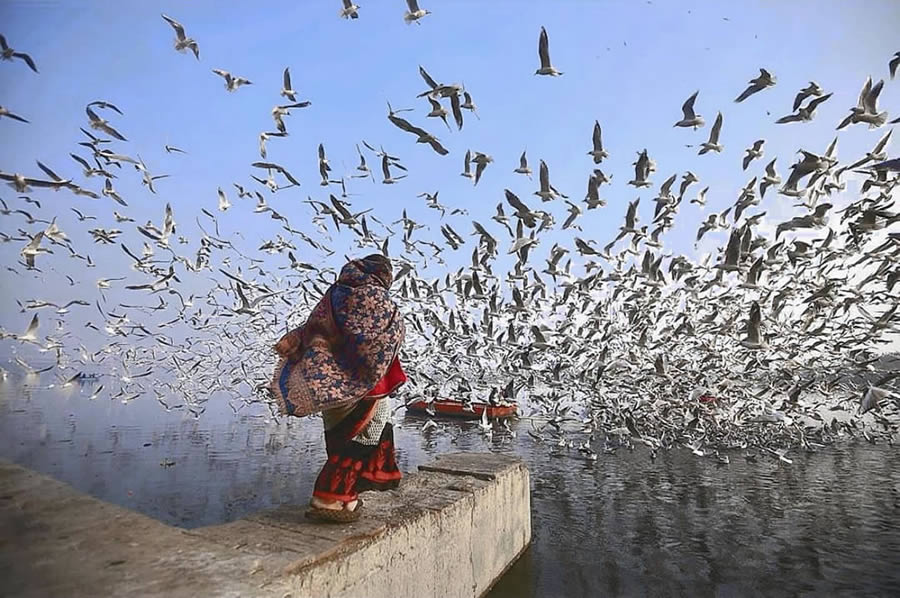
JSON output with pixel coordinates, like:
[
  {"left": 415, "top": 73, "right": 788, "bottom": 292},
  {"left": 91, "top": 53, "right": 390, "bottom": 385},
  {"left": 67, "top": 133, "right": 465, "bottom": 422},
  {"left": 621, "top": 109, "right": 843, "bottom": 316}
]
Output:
[
  {"left": 161, "top": 14, "right": 199, "bottom": 59},
  {"left": 340, "top": 0, "right": 360, "bottom": 19},
  {"left": 281, "top": 67, "right": 297, "bottom": 101},
  {"left": 674, "top": 91, "right": 704, "bottom": 128},
  {"left": 588, "top": 121, "right": 608, "bottom": 163},
  {"left": 404, "top": 0, "right": 431, "bottom": 24},
  {"left": 535, "top": 27, "right": 562, "bottom": 76},
  {"left": 212, "top": 69, "right": 252, "bottom": 92},
  {"left": 0, "top": 34, "right": 38, "bottom": 72},
  {"left": 698, "top": 112, "right": 723, "bottom": 155},
  {"left": 734, "top": 68, "right": 776, "bottom": 103}
]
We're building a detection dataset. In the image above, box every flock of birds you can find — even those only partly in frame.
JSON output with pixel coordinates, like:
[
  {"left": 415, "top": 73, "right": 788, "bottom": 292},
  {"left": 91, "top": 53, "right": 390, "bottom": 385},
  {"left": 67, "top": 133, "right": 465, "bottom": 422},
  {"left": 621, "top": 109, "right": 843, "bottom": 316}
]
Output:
[{"left": 2, "top": 4, "right": 900, "bottom": 464}]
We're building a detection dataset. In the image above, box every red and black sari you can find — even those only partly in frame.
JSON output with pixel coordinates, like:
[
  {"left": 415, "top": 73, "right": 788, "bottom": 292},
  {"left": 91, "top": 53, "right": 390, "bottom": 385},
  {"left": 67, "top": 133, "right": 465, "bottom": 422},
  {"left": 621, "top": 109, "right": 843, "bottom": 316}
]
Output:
[{"left": 271, "top": 254, "right": 408, "bottom": 504}]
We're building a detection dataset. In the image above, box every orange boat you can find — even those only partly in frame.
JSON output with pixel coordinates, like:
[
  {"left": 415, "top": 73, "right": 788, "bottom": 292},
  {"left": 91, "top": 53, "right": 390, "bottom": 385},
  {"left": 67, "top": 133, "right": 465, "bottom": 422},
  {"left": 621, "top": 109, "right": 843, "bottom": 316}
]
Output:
[{"left": 405, "top": 399, "right": 517, "bottom": 419}]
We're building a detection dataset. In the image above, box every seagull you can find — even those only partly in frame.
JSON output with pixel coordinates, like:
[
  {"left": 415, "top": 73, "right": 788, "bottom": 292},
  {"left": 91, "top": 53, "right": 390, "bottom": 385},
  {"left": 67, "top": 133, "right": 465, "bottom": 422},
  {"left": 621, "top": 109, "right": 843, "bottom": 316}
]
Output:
[
  {"left": 258, "top": 131, "right": 286, "bottom": 159},
  {"left": 17, "top": 313, "right": 40, "bottom": 343},
  {"left": 403, "top": 0, "right": 431, "bottom": 24},
  {"left": 212, "top": 69, "right": 252, "bottom": 92},
  {"left": 20, "top": 230, "right": 51, "bottom": 268},
  {"left": 382, "top": 154, "right": 406, "bottom": 184},
  {"left": 86, "top": 104, "right": 126, "bottom": 140},
  {"left": 836, "top": 76, "right": 888, "bottom": 129},
  {"left": 690, "top": 186, "right": 708, "bottom": 207},
  {"left": 759, "top": 159, "right": 781, "bottom": 198},
  {"left": 793, "top": 81, "right": 824, "bottom": 111},
  {"left": 734, "top": 68, "right": 776, "bottom": 102},
  {"left": 628, "top": 149, "right": 654, "bottom": 188},
  {"left": 741, "top": 301, "right": 767, "bottom": 349},
  {"left": 161, "top": 14, "right": 199, "bottom": 59},
  {"left": 281, "top": 67, "right": 297, "bottom": 101},
  {"left": 251, "top": 161, "right": 301, "bottom": 187},
  {"left": 460, "top": 91, "right": 480, "bottom": 119},
  {"left": 472, "top": 152, "right": 493, "bottom": 186},
  {"left": 743, "top": 139, "right": 765, "bottom": 171},
  {"left": 426, "top": 97, "right": 452, "bottom": 131},
  {"left": 674, "top": 91, "right": 704, "bottom": 128},
  {"left": 0, "top": 171, "right": 66, "bottom": 193},
  {"left": 514, "top": 151, "right": 532, "bottom": 178},
  {"left": 460, "top": 150, "right": 474, "bottom": 180},
  {"left": 164, "top": 144, "right": 187, "bottom": 154},
  {"left": 0, "top": 105, "right": 28, "bottom": 123},
  {"left": 534, "top": 160, "right": 559, "bottom": 201},
  {"left": 0, "top": 34, "right": 38, "bottom": 72},
  {"left": 890, "top": 52, "right": 900, "bottom": 79},
  {"left": 340, "top": 0, "right": 360, "bottom": 19},
  {"left": 588, "top": 121, "right": 608, "bottom": 163},
  {"left": 271, "top": 101, "right": 311, "bottom": 133},
  {"left": 217, "top": 187, "right": 231, "bottom": 212},
  {"left": 775, "top": 93, "right": 832, "bottom": 124},
  {"left": 584, "top": 174, "right": 605, "bottom": 209},
  {"left": 698, "top": 112, "right": 723, "bottom": 154},
  {"left": 535, "top": 27, "right": 562, "bottom": 76}
]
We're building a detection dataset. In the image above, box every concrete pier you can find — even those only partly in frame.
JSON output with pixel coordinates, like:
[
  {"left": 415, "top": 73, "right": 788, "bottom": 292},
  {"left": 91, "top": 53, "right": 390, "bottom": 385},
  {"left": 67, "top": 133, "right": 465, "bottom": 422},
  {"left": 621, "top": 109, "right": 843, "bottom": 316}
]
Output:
[{"left": 0, "top": 452, "right": 530, "bottom": 598}]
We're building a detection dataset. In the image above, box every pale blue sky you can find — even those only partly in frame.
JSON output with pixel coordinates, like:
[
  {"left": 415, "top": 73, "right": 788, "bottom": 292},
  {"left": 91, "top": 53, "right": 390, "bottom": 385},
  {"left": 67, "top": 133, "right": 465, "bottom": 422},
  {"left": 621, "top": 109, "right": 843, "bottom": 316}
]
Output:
[{"left": 0, "top": 0, "right": 898, "bottom": 335}]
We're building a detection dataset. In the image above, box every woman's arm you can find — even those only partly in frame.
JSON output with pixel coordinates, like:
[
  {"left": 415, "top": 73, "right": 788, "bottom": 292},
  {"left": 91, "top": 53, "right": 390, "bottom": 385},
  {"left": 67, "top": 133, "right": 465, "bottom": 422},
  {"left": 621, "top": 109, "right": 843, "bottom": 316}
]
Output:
[{"left": 274, "top": 327, "right": 304, "bottom": 359}]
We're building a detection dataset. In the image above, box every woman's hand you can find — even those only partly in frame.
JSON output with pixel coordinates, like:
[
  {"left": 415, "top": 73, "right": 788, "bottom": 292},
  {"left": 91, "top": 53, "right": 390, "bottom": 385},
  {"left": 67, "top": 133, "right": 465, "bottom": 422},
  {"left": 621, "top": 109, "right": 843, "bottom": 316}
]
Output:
[{"left": 274, "top": 332, "right": 300, "bottom": 358}]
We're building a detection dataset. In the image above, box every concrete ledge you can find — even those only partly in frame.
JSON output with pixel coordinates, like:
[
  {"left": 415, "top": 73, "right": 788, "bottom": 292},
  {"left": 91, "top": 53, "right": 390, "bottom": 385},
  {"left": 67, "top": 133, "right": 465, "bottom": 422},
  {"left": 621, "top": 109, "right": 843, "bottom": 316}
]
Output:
[{"left": 1, "top": 452, "right": 530, "bottom": 598}]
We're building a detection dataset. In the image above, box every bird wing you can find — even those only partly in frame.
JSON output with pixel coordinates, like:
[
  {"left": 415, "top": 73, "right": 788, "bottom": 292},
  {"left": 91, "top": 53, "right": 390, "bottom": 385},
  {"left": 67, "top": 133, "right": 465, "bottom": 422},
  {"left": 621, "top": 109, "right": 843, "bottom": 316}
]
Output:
[
  {"left": 419, "top": 65, "right": 438, "bottom": 89},
  {"left": 407, "top": 0, "right": 420, "bottom": 12},
  {"left": 592, "top": 121, "right": 603, "bottom": 151},
  {"left": 428, "top": 137, "right": 449, "bottom": 156},
  {"left": 381, "top": 155, "right": 391, "bottom": 180},
  {"left": 863, "top": 79, "right": 883, "bottom": 114},
  {"left": 283, "top": 67, "right": 292, "bottom": 90},
  {"left": 15, "top": 52, "right": 38, "bottom": 73},
  {"left": 539, "top": 160, "right": 549, "bottom": 190},
  {"left": 710, "top": 112, "right": 722, "bottom": 142},
  {"left": 519, "top": 151, "right": 528, "bottom": 169},
  {"left": 856, "top": 76, "right": 872, "bottom": 110},
  {"left": 161, "top": 14, "right": 187, "bottom": 40},
  {"left": 681, "top": 91, "right": 698, "bottom": 119},
  {"left": 449, "top": 92, "right": 463, "bottom": 130},
  {"left": 538, "top": 27, "right": 551, "bottom": 69}
]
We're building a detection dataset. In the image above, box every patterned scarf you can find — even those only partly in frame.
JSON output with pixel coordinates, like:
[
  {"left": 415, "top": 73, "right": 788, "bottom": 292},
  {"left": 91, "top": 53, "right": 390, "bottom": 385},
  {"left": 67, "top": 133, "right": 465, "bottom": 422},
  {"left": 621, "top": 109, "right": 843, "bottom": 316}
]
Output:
[{"left": 271, "top": 255, "right": 404, "bottom": 417}]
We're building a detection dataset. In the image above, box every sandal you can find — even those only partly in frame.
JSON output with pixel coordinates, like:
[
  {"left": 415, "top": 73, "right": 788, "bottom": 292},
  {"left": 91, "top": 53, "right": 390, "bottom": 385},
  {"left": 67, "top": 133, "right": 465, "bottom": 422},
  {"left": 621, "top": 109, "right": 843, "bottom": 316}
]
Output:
[{"left": 305, "top": 498, "right": 364, "bottom": 523}]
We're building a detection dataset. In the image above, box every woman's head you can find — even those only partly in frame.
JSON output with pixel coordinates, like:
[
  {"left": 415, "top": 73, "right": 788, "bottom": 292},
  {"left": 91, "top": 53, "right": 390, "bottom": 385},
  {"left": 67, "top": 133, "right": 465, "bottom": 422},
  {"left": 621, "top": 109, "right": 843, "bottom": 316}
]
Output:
[{"left": 356, "top": 253, "right": 393, "bottom": 288}]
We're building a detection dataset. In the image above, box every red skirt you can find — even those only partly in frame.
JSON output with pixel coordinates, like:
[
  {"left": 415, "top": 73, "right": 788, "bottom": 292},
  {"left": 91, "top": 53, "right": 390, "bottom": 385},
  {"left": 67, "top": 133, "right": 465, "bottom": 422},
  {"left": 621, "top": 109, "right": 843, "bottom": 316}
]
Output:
[{"left": 312, "top": 357, "right": 406, "bottom": 503}]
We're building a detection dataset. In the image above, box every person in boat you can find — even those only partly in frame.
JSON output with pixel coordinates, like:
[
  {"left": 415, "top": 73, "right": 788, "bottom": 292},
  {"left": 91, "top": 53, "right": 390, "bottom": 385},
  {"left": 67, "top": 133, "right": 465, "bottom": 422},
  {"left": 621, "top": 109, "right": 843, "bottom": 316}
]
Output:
[{"left": 272, "top": 254, "right": 407, "bottom": 522}]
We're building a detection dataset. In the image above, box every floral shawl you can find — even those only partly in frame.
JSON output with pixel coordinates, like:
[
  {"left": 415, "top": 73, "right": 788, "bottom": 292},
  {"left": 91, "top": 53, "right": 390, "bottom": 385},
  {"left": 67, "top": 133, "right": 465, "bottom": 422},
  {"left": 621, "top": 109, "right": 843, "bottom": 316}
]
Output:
[{"left": 271, "top": 256, "right": 405, "bottom": 417}]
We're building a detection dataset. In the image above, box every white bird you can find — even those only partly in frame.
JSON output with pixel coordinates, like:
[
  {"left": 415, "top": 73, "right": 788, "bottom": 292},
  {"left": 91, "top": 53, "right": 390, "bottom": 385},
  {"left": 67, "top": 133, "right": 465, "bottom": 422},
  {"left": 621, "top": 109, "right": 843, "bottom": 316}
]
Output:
[
  {"left": 217, "top": 187, "right": 231, "bottom": 212},
  {"left": 734, "top": 68, "right": 776, "bottom": 103},
  {"left": 0, "top": 105, "right": 29, "bottom": 123},
  {"left": 161, "top": 14, "right": 199, "bottom": 59},
  {"left": 403, "top": 0, "right": 431, "bottom": 24},
  {"left": 281, "top": 67, "right": 297, "bottom": 101},
  {"left": 514, "top": 150, "right": 532, "bottom": 178},
  {"left": 339, "top": 0, "right": 360, "bottom": 19},
  {"left": 674, "top": 91, "right": 704, "bottom": 128},
  {"left": 535, "top": 26, "right": 562, "bottom": 76},
  {"left": 587, "top": 121, "right": 608, "bottom": 163},
  {"left": 0, "top": 34, "right": 38, "bottom": 72},
  {"left": 212, "top": 69, "right": 252, "bottom": 92},
  {"left": 17, "top": 314, "right": 40, "bottom": 342},
  {"left": 743, "top": 139, "right": 765, "bottom": 171},
  {"left": 698, "top": 112, "right": 723, "bottom": 154}
]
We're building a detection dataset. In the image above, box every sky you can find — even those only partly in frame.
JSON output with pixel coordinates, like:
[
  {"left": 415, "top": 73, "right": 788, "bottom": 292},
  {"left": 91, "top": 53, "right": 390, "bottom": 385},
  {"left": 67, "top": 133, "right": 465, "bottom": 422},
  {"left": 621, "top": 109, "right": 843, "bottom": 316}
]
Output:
[{"left": 0, "top": 0, "right": 898, "bottom": 346}]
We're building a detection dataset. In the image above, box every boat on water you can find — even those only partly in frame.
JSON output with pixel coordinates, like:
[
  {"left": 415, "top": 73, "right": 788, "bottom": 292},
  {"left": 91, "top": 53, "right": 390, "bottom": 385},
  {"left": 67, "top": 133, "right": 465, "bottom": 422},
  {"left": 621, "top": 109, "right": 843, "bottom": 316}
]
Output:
[{"left": 405, "top": 399, "right": 517, "bottom": 419}]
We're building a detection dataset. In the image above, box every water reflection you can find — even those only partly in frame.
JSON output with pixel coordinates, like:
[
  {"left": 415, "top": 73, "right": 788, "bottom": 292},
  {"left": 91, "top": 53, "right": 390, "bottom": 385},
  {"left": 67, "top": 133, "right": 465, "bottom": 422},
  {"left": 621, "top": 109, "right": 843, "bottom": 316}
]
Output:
[{"left": 2, "top": 375, "right": 899, "bottom": 597}]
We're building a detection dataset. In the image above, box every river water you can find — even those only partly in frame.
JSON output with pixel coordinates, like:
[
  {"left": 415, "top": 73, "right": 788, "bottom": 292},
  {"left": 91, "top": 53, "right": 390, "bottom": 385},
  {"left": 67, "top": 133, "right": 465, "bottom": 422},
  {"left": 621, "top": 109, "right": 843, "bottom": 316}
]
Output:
[{"left": 1, "top": 373, "right": 899, "bottom": 597}]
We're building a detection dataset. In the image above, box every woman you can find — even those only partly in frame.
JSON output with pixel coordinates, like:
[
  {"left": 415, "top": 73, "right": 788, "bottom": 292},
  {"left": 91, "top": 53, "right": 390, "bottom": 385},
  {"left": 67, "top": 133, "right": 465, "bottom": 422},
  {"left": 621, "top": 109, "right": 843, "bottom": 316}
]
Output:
[{"left": 271, "top": 254, "right": 407, "bottom": 522}]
